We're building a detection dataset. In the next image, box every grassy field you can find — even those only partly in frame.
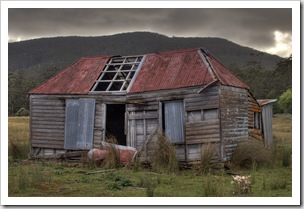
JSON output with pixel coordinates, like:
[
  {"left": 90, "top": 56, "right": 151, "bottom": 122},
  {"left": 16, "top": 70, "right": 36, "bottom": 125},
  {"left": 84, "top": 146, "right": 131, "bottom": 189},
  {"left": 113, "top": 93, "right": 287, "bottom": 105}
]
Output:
[{"left": 7, "top": 114, "right": 292, "bottom": 197}]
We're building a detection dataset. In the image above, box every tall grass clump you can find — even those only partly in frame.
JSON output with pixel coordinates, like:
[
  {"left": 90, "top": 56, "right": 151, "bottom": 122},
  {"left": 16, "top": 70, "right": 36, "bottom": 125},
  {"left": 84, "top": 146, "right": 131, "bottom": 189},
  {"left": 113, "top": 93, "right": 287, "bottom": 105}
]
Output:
[
  {"left": 230, "top": 139, "right": 273, "bottom": 168},
  {"left": 197, "top": 143, "right": 216, "bottom": 174},
  {"left": 148, "top": 132, "right": 179, "bottom": 174},
  {"left": 9, "top": 164, "right": 52, "bottom": 194},
  {"left": 271, "top": 135, "right": 292, "bottom": 167},
  {"left": 8, "top": 138, "right": 29, "bottom": 161},
  {"left": 102, "top": 136, "right": 121, "bottom": 169},
  {"left": 202, "top": 175, "right": 225, "bottom": 197},
  {"left": 8, "top": 117, "right": 30, "bottom": 161}
]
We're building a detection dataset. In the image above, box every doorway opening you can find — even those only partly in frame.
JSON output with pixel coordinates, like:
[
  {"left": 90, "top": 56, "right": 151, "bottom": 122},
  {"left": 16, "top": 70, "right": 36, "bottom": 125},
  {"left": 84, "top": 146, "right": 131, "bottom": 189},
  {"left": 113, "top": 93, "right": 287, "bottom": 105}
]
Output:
[{"left": 106, "top": 104, "right": 126, "bottom": 145}]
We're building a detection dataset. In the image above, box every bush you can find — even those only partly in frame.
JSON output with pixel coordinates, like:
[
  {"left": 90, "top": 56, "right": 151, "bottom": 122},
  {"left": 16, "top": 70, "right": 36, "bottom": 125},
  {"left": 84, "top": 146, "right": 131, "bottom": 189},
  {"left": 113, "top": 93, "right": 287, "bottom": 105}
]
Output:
[
  {"left": 277, "top": 89, "right": 292, "bottom": 114},
  {"left": 15, "top": 107, "right": 29, "bottom": 117},
  {"left": 230, "top": 140, "right": 273, "bottom": 168}
]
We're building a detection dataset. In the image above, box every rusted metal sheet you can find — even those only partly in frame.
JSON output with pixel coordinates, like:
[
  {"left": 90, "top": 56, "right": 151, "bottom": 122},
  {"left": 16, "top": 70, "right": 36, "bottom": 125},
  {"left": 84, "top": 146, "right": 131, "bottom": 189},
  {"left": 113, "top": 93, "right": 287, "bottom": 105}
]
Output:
[
  {"left": 257, "top": 99, "right": 277, "bottom": 106},
  {"left": 207, "top": 53, "right": 250, "bottom": 90},
  {"left": 29, "top": 48, "right": 249, "bottom": 95},
  {"left": 129, "top": 48, "right": 215, "bottom": 93},
  {"left": 29, "top": 57, "right": 110, "bottom": 94}
]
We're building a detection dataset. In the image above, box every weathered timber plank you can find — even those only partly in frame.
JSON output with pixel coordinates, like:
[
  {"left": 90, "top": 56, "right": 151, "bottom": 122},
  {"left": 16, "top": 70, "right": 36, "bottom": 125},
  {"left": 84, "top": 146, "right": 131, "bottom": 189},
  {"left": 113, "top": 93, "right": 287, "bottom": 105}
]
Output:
[
  {"left": 31, "top": 143, "right": 64, "bottom": 149},
  {"left": 31, "top": 120, "right": 64, "bottom": 126},
  {"left": 186, "top": 119, "right": 219, "bottom": 128},
  {"left": 128, "top": 113, "right": 158, "bottom": 120},
  {"left": 31, "top": 136, "right": 63, "bottom": 142},
  {"left": 31, "top": 124, "right": 65, "bottom": 129},
  {"left": 31, "top": 113, "right": 65, "bottom": 118},
  {"left": 31, "top": 116, "right": 65, "bottom": 122},
  {"left": 31, "top": 139, "right": 64, "bottom": 145},
  {"left": 186, "top": 104, "right": 219, "bottom": 111},
  {"left": 31, "top": 128, "right": 64, "bottom": 134},
  {"left": 186, "top": 133, "right": 220, "bottom": 140},
  {"left": 186, "top": 138, "right": 220, "bottom": 144},
  {"left": 186, "top": 128, "right": 220, "bottom": 137}
]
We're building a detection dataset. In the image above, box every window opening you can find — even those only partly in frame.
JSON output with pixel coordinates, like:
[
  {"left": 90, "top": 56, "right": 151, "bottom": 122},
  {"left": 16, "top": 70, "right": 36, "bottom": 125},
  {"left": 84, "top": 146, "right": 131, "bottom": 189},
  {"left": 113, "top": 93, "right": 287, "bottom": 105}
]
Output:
[{"left": 91, "top": 56, "right": 143, "bottom": 92}]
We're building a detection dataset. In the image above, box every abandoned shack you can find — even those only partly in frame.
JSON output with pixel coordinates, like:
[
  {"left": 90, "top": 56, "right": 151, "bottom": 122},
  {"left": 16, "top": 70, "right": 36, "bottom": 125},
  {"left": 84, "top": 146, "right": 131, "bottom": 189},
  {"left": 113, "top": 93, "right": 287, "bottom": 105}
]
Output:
[{"left": 28, "top": 47, "right": 271, "bottom": 163}]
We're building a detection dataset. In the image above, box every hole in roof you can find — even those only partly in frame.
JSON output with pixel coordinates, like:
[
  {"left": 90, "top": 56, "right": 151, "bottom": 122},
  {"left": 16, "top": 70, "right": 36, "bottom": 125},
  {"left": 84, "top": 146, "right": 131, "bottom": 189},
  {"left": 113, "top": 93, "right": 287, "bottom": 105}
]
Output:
[{"left": 91, "top": 56, "right": 143, "bottom": 92}]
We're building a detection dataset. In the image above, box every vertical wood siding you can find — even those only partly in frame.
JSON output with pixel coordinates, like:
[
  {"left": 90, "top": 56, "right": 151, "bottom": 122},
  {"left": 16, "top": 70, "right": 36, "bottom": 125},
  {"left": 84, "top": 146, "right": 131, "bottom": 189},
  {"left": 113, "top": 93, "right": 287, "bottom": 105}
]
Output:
[{"left": 220, "top": 86, "right": 248, "bottom": 160}]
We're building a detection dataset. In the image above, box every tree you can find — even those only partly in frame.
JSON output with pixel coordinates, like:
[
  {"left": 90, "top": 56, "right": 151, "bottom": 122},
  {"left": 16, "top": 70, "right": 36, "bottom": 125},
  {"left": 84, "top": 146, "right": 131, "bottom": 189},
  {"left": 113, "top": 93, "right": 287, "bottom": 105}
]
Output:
[{"left": 278, "top": 89, "right": 292, "bottom": 114}]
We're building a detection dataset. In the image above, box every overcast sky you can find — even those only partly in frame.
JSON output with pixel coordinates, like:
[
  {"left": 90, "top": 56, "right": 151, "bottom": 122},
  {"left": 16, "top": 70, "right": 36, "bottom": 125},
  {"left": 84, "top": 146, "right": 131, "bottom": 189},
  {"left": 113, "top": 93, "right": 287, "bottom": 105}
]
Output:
[{"left": 8, "top": 8, "right": 292, "bottom": 57}]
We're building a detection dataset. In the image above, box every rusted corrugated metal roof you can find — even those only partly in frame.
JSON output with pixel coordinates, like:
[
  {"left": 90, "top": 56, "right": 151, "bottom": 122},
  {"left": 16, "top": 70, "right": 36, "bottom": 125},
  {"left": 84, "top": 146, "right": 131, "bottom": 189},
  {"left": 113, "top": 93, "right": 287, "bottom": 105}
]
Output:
[
  {"left": 29, "top": 48, "right": 250, "bottom": 95},
  {"left": 257, "top": 99, "right": 277, "bottom": 106},
  {"left": 129, "top": 48, "right": 215, "bottom": 93},
  {"left": 29, "top": 57, "right": 110, "bottom": 94},
  {"left": 129, "top": 48, "right": 249, "bottom": 93},
  {"left": 205, "top": 52, "right": 250, "bottom": 90}
]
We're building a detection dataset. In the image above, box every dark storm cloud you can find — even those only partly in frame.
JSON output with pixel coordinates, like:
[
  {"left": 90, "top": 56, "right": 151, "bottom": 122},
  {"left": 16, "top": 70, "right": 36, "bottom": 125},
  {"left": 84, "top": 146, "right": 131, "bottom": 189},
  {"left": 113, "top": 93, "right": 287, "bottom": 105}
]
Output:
[{"left": 8, "top": 8, "right": 291, "bottom": 54}]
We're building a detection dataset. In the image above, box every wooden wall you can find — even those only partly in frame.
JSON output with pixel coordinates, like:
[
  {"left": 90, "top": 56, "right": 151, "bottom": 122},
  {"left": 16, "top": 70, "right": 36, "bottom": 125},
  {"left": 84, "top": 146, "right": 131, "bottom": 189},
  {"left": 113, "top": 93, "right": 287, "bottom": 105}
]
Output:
[
  {"left": 220, "top": 86, "right": 248, "bottom": 160},
  {"left": 248, "top": 94, "right": 262, "bottom": 140},
  {"left": 30, "top": 84, "right": 251, "bottom": 163},
  {"left": 30, "top": 95, "right": 66, "bottom": 157},
  {"left": 127, "top": 85, "right": 221, "bottom": 162}
]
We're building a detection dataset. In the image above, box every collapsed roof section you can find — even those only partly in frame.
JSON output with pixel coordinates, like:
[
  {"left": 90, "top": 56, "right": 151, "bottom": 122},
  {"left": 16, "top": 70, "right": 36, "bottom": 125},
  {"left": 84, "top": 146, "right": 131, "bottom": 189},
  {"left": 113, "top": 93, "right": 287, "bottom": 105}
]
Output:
[{"left": 29, "top": 48, "right": 249, "bottom": 95}]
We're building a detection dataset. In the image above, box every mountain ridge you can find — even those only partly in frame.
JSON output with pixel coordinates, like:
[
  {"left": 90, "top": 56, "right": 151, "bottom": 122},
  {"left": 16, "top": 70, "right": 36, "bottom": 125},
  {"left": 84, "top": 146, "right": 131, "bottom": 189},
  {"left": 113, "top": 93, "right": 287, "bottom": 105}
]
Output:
[{"left": 8, "top": 31, "right": 281, "bottom": 73}]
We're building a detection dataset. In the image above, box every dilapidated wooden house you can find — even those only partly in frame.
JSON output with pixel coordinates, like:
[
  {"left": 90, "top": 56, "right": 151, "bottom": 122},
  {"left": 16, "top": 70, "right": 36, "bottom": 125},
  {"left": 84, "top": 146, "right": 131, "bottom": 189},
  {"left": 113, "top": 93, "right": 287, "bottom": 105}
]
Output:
[{"left": 29, "top": 48, "right": 270, "bottom": 162}]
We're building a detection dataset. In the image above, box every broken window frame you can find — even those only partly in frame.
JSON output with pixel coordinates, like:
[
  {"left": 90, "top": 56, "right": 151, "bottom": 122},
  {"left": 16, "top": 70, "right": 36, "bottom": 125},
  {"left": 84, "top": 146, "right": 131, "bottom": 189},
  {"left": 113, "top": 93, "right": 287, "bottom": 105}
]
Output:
[{"left": 91, "top": 56, "right": 144, "bottom": 92}]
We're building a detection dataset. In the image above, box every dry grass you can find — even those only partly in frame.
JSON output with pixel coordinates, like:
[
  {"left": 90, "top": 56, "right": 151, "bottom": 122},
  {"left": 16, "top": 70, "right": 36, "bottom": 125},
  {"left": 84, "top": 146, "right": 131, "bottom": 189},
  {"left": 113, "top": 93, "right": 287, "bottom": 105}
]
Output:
[
  {"left": 147, "top": 132, "right": 179, "bottom": 174},
  {"left": 230, "top": 139, "right": 273, "bottom": 168},
  {"left": 101, "top": 136, "right": 121, "bottom": 169},
  {"left": 197, "top": 143, "right": 217, "bottom": 174},
  {"left": 8, "top": 117, "right": 30, "bottom": 161}
]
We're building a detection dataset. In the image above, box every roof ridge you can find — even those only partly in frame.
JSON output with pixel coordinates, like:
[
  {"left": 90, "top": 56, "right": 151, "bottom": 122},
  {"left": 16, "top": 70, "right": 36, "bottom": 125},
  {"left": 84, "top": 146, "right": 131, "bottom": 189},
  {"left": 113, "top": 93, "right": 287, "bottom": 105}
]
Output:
[{"left": 157, "top": 47, "right": 201, "bottom": 55}]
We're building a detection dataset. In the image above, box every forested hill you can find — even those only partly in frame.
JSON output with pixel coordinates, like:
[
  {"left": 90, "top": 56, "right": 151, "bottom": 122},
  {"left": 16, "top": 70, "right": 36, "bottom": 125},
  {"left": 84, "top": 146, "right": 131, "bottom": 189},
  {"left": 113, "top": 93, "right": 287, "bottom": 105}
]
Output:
[
  {"left": 9, "top": 32, "right": 281, "bottom": 73},
  {"left": 8, "top": 32, "right": 292, "bottom": 116}
]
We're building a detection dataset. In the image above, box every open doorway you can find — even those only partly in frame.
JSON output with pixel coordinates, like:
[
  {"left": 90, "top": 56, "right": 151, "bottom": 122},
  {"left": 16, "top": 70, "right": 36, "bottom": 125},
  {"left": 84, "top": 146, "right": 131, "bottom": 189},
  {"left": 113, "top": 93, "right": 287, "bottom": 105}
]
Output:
[{"left": 106, "top": 104, "right": 126, "bottom": 145}]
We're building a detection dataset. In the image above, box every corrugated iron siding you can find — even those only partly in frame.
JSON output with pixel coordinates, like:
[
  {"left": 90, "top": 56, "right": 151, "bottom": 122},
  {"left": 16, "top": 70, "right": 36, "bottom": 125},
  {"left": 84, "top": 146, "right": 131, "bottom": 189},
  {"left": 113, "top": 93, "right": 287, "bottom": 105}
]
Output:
[
  {"left": 29, "top": 57, "right": 110, "bottom": 94},
  {"left": 261, "top": 104, "right": 274, "bottom": 147},
  {"left": 163, "top": 101, "right": 185, "bottom": 143},
  {"left": 129, "top": 49, "right": 215, "bottom": 93}
]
